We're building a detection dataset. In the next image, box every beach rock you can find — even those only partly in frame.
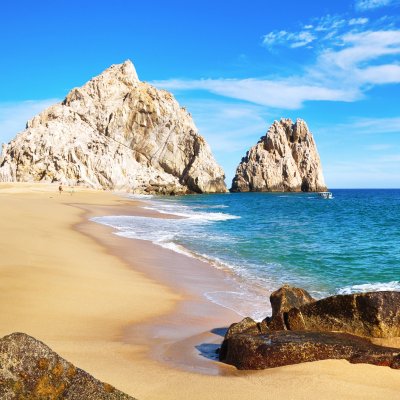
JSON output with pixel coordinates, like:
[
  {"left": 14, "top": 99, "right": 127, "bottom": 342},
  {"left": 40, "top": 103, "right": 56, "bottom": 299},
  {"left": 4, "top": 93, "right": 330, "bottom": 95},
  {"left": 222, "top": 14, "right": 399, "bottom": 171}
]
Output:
[
  {"left": 285, "top": 291, "right": 400, "bottom": 338},
  {"left": 0, "top": 332, "right": 135, "bottom": 399},
  {"left": 270, "top": 284, "right": 315, "bottom": 316},
  {"left": 264, "top": 285, "right": 315, "bottom": 331},
  {"left": 219, "top": 330, "right": 400, "bottom": 370},
  {"left": 0, "top": 60, "right": 227, "bottom": 194},
  {"left": 231, "top": 118, "right": 327, "bottom": 192},
  {"left": 219, "top": 317, "right": 269, "bottom": 360}
]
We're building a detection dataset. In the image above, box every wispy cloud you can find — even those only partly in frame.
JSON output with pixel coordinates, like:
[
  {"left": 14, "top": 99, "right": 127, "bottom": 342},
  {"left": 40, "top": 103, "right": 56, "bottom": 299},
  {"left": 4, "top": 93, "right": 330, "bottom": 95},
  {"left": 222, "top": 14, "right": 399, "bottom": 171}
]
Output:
[
  {"left": 155, "top": 78, "right": 357, "bottom": 109},
  {"left": 153, "top": 14, "right": 400, "bottom": 111},
  {"left": 0, "top": 99, "right": 59, "bottom": 144},
  {"left": 349, "top": 117, "right": 400, "bottom": 133},
  {"left": 318, "top": 116, "right": 400, "bottom": 135},
  {"left": 262, "top": 30, "right": 316, "bottom": 49},
  {"left": 355, "top": 0, "right": 399, "bottom": 11},
  {"left": 261, "top": 14, "right": 368, "bottom": 50}
]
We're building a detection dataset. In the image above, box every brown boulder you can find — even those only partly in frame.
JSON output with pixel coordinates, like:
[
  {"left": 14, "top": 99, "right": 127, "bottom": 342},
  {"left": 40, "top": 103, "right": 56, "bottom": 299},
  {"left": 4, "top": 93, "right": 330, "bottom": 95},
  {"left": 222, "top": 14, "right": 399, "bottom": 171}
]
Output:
[
  {"left": 220, "top": 330, "right": 400, "bottom": 370},
  {"left": 270, "top": 285, "right": 315, "bottom": 316},
  {"left": 265, "top": 285, "right": 315, "bottom": 331},
  {"left": 286, "top": 291, "right": 400, "bottom": 338},
  {"left": 0, "top": 332, "right": 135, "bottom": 399},
  {"left": 219, "top": 317, "right": 269, "bottom": 360}
]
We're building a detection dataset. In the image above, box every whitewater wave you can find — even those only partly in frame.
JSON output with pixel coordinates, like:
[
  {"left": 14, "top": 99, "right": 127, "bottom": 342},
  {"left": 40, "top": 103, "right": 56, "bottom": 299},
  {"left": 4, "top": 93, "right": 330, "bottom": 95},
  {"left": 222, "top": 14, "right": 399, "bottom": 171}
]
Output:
[
  {"left": 337, "top": 281, "right": 400, "bottom": 294},
  {"left": 126, "top": 193, "right": 154, "bottom": 199},
  {"left": 142, "top": 205, "right": 240, "bottom": 221}
]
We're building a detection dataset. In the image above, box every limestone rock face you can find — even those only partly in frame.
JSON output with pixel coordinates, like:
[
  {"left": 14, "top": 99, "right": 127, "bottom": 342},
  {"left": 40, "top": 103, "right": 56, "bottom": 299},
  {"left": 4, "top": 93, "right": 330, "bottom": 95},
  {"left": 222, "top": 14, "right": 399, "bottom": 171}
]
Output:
[
  {"left": 231, "top": 118, "right": 327, "bottom": 192},
  {"left": 0, "top": 60, "right": 227, "bottom": 194},
  {"left": 0, "top": 332, "right": 135, "bottom": 399}
]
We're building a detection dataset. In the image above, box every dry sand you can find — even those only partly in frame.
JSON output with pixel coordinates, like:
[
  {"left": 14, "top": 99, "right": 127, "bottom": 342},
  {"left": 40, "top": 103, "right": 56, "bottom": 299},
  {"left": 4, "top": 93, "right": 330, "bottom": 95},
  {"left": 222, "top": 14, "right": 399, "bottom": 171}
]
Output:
[{"left": 1, "top": 182, "right": 399, "bottom": 399}]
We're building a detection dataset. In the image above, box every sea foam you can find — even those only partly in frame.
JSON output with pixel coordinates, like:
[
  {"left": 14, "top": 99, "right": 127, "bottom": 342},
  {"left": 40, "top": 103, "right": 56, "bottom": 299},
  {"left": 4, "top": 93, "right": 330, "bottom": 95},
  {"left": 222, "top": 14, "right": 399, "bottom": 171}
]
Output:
[{"left": 337, "top": 281, "right": 400, "bottom": 294}]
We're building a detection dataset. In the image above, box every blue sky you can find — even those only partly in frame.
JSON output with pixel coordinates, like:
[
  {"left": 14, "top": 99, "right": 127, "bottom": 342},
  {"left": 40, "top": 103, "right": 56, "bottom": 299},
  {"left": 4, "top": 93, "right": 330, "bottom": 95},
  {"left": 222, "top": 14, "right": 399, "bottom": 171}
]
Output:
[{"left": 0, "top": 0, "right": 399, "bottom": 188}]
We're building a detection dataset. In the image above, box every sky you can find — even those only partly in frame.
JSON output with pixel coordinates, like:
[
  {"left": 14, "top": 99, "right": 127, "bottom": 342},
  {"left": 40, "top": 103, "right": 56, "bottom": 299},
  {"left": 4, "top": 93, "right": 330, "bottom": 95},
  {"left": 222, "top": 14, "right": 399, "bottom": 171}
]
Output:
[{"left": 0, "top": 0, "right": 399, "bottom": 188}]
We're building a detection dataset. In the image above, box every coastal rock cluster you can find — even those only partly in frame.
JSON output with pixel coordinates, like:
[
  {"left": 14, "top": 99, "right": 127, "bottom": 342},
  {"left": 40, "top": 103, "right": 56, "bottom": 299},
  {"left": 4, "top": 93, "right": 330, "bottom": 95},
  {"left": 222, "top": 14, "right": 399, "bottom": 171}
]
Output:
[
  {"left": 0, "top": 60, "right": 227, "bottom": 194},
  {"left": 231, "top": 118, "right": 327, "bottom": 192},
  {"left": 0, "top": 332, "right": 134, "bottom": 399},
  {"left": 219, "top": 285, "right": 400, "bottom": 370}
]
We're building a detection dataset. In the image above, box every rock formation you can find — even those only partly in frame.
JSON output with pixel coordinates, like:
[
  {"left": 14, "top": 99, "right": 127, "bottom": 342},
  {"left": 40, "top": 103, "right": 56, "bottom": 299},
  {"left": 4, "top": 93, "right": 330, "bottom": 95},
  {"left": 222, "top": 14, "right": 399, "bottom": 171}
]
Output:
[
  {"left": 0, "top": 60, "right": 227, "bottom": 194},
  {"left": 219, "top": 286, "right": 400, "bottom": 370},
  {"left": 220, "top": 330, "right": 400, "bottom": 370},
  {"left": 266, "top": 284, "right": 316, "bottom": 331},
  {"left": 284, "top": 291, "right": 400, "bottom": 338},
  {"left": 0, "top": 332, "right": 135, "bottom": 399},
  {"left": 231, "top": 118, "right": 327, "bottom": 192}
]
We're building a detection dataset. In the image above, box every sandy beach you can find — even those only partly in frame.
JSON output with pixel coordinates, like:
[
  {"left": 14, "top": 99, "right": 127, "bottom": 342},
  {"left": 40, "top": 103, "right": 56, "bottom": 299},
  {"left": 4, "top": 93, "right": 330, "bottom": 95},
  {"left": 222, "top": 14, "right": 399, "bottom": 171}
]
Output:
[{"left": 1, "top": 182, "right": 400, "bottom": 399}]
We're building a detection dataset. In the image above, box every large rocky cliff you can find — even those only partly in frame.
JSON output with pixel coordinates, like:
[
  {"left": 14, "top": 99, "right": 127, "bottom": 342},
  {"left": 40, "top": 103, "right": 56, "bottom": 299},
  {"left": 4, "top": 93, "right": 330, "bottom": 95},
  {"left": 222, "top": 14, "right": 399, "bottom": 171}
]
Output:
[
  {"left": 231, "top": 118, "right": 327, "bottom": 192},
  {"left": 0, "top": 61, "right": 227, "bottom": 194}
]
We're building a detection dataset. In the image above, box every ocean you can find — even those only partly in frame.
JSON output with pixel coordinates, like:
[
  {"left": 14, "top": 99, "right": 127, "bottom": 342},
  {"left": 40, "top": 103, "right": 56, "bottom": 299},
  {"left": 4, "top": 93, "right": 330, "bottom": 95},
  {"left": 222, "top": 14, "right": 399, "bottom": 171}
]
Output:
[{"left": 92, "top": 189, "right": 400, "bottom": 320}]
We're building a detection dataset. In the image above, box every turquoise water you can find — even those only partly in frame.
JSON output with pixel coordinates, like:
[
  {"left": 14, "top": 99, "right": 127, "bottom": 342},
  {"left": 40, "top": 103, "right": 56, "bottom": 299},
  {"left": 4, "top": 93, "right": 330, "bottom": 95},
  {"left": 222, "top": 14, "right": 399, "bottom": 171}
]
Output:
[{"left": 93, "top": 189, "right": 400, "bottom": 318}]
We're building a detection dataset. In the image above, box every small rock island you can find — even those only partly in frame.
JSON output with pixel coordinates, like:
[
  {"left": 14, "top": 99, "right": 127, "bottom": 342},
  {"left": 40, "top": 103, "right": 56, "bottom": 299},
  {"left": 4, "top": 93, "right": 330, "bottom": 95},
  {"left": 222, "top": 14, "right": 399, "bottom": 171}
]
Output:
[{"left": 231, "top": 118, "right": 328, "bottom": 192}]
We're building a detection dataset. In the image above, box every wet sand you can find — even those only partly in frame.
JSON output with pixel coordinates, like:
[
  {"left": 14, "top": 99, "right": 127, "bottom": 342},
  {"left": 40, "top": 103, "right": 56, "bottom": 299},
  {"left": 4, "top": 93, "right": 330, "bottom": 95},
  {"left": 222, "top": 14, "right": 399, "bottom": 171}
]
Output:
[{"left": 1, "top": 182, "right": 400, "bottom": 399}]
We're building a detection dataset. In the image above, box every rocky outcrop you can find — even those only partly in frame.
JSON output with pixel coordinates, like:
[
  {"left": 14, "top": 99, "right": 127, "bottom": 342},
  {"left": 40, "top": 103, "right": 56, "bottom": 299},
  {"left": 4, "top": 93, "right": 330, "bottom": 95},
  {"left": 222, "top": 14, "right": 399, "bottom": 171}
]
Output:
[
  {"left": 284, "top": 291, "right": 400, "bottom": 338},
  {"left": 220, "top": 330, "right": 400, "bottom": 370},
  {"left": 219, "top": 287, "right": 400, "bottom": 370},
  {"left": 266, "top": 285, "right": 316, "bottom": 331},
  {"left": 0, "top": 332, "right": 135, "bottom": 399},
  {"left": 231, "top": 118, "right": 327, "bottom": 192},
  {"left": 0, "top": 60, "right": 227, "bottom": 194}
]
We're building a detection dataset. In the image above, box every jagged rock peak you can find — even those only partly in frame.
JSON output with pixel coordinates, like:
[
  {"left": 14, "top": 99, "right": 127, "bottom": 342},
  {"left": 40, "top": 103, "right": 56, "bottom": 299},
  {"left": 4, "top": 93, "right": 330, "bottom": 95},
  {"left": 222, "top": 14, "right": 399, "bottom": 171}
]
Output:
[
  {"left": 0, "top": 60, "right": 227, "bottom": 195},
  {"left": 231, "top": 118, "right": 327, "bottom": 192}
]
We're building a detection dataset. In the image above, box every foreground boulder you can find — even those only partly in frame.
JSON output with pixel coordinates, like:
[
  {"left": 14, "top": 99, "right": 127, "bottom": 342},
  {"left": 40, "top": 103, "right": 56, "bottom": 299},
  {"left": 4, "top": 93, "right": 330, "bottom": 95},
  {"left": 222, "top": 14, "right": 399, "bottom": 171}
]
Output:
[
  {"left": 270, "top": 284, "right": 315, "bottom": 316},
  {"left": 220, "top": 287, "right": 400, "bottom": 370},
  {"left": 266, "top": 285, "right": 315, "bottom": 330},
  {"left": 219, "top": 317, "right": 269, "bottom": 361},
  {"left": 0, "top": 332, "right": 135, "bottom": 399},
  {"left": 285, "top": 291, "right": 400, "bottom": 338},
  {"left": 231, "top": 118, "right": 327, "bottom": 192},
  {"left": 220, "top": 330, "right": 400, "bottom": 370},
  {"left": 0, "top": 60, "right": 227, "bottom": 195}
]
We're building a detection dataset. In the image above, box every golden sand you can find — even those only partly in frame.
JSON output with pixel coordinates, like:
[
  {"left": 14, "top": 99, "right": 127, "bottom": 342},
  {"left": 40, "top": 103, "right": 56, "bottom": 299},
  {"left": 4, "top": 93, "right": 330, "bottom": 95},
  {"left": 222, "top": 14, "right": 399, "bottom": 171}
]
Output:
[{"left": 1, "top": 182, "right": 399, "bottom": 399}]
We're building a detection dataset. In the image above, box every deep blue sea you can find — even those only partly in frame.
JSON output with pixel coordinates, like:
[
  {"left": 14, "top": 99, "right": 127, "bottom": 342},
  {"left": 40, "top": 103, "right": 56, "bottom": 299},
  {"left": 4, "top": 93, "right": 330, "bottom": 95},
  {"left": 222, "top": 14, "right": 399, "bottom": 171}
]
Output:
[{"left": 93, "top": 189, "right": 400, "bottom": 319}]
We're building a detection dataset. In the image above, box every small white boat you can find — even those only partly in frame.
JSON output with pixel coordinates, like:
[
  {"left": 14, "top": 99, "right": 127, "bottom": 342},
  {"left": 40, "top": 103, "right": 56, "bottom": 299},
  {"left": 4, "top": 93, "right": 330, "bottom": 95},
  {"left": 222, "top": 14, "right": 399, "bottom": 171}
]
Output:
[{"left": 318, "top": 191, "right": 333, "bottom": 199}]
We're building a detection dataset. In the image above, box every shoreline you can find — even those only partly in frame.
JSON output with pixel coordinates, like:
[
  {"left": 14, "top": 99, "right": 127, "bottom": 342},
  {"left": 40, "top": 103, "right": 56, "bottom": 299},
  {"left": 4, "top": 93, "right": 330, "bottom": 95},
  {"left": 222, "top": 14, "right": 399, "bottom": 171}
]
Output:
[
  {"left": 1, "top": 183, "right": 400, "bottom": 399},
  {"left": 75, "top": 199, "right": 247, "bottom": 375}
]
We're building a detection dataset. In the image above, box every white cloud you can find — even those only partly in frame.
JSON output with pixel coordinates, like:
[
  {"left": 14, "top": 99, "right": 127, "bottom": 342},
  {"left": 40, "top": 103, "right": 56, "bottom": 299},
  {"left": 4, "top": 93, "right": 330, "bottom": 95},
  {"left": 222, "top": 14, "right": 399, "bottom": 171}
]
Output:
[
  {"left": 154, "top": 27, "right": 400, "bottom": 110},
  {"left": 349, "top": 117, "right": 400, "bottom": 132},
  {"left": 0, "top": 99, "right": 59, "bottom": 144},
  {"left": 318, "top": 116, "right": 400, "bottom": 135},
  {"left": 152, "top": 15, "right": 400, "bottom": 117},
  {"left": 349, "top": 17, "right": 369, "bottom": 25},
  {"left": 355, "top": 0, "right": 397, "bottom": 11},
  {"left": 153, "top": 78, "right": 358, "bottom": 109},
  {"left": 290, "top": 31, "right": 316, "bottom": 48},
  {"left": 357, "top": 64, "right": 400, "bottom": 83}
]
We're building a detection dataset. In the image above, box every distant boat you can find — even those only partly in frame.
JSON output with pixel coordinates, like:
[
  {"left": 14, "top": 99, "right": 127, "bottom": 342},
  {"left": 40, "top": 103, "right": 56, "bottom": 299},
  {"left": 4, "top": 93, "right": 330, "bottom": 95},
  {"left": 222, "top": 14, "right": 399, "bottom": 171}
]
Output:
[{"left": 318, "top": 191, "right": 333, "bottom": 199}]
